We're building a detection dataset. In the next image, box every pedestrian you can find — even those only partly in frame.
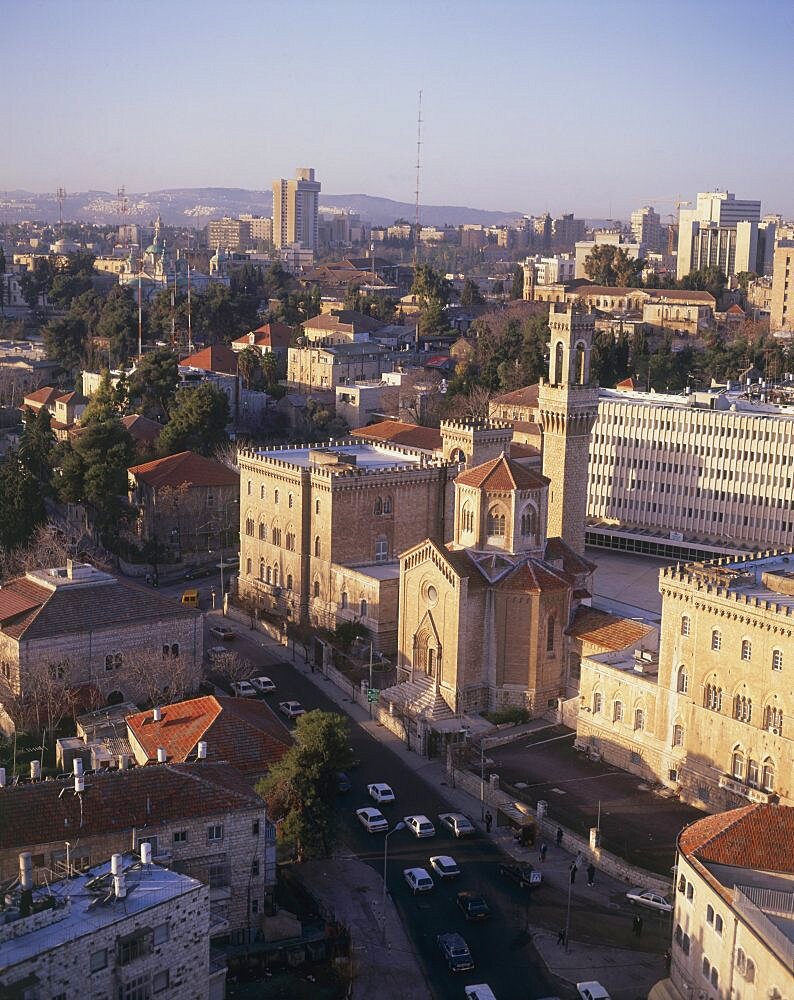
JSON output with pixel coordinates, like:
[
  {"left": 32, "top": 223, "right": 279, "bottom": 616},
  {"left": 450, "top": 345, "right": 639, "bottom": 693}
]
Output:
[
  {"left": 569, "top": 862, "right": 577, "bottom": 884},
  {"left": 636, "top": 915, "right": 643, "bottom": 938},
  {"left": 485, "top": 811, "right": 493, "bottom": 833},
  {"left": 556, "top": 826, "right": 563, "bottom": 848},
  {"left": 587, "top": 863, "right": 596, "bottom": 887},
  {"left": 632, "top": 915, "right": 639, "bottom": 936},
  {"left": 539, "top": 842, "right": 548, "bottom": 862},
  {"left": 556, "top": 928, "right": 566, "bottom": 946}
]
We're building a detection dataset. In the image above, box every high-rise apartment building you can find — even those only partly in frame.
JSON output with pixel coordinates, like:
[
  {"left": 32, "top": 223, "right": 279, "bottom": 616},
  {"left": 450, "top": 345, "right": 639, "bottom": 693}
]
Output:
[
  {"left": 630, "top": 205, "right": 662, "bottom": 251},
  {"left": 207, "top": 216, "right": 252, "bottom": 251},
  {"left": 770, "top": 239, "right": 794, "bottom": 331},
  {"left": 676, "top": 191, "right": 762, "bottom": 280},
  {"left": 272, "top": 167, "right": 321, "bottom": 250}
]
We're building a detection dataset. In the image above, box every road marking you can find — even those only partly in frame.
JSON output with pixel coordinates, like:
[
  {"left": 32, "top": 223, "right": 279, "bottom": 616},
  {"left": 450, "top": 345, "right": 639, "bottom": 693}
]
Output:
[{"left": 551, "top": 787, "right": 566, "bottom": 795}]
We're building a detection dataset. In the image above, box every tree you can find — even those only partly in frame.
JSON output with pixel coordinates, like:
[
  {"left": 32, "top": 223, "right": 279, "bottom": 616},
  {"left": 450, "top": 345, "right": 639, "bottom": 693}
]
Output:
[
  {"left": 583, "top": 245, "right": 645, "bottom": 286},
  {"left": 96, "top": 286, "right": 137, "bottom": 366},
  {"left": 0, "top": 453, "right": 46, "bottom": 552},
  {"left": 237, "top": 345, "right": 264, "bottom": 390},
  {"left": 678, "top": 266, "right": 727, "bottom": 304},
  {"left": 0, "top": 659, "right": 77, "bottom": 749},
  {"left": 412, "top": 264, "right": 452, "bottom": 311},
  {"left": 43, "top": 314, "right": 87, "bottom": 372},
  {"left": 510, "top": 266, "right": 524, "bottom": 300},
  {"left": 158, "top": 383, "right": 230, "bottom": 457},
  {"left": 122, "top": 647, "right": 198, "bottom": 708},
  {"left": 19, "top": 257, "right": 56, "bottom": 310},
  {"left": 81, "top": 370, "right": 124, "bottom": 425},
  {"left": 127, "top": 348, "right": 179, "bottom": 417},
  {"left": 19, "top": 406, "right": 55, "bottom": 488},
  {"left": 256, "top": 710, "right": 352, "bottom": 860},
  {"left": 0, "top": 524, "right": 75, "bottom": 583},
  {"left": 460, "top": 278, "right": 484, "bottom": 308}
]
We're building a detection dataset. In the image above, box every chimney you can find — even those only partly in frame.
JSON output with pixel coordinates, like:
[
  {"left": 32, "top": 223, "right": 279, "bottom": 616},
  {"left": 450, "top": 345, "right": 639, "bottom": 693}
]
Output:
[
  {"left": 140, "top": 842, "right": 152, "bottom": 865},
  {"left": 118, "top": 754, "right": 130, "bottom": 770},
  {"left": 157, "top": 747, "right": 167, "bottom": 763},
  {"left": 153, "top": 706, "right": 162, "bottom": 722},
  {"left": 66, "top": 558, "right": 74, "bottom": 579},
  {"left": 30, "top": 760, "right": 41, "bottom": 781},
  {"left": 197, "top": 741, "right": 207, "bottom": 759},
  {"left": 19, "top": 852, "right": 33, "bottom": 891}
]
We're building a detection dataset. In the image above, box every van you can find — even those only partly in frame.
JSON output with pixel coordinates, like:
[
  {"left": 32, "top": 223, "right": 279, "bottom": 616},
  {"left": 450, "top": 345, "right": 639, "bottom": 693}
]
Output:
[{"left": 181, "top": 588, "right": 199, "bottom": 607}]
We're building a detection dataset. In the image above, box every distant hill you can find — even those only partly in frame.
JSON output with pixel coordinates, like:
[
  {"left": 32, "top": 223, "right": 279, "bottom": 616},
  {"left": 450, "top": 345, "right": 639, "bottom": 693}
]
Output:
[{"left": 0, "top": 188, "right": 524, "bottom": 229}]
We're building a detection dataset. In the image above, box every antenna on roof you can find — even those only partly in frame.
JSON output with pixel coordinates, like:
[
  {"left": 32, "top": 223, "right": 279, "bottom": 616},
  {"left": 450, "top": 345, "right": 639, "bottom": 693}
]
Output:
[{"left": 413, "top": 89, "right": 423, "bottom": 273}]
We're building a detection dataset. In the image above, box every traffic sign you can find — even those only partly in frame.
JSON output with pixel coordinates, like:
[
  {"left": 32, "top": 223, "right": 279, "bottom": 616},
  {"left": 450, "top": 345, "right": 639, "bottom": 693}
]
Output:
[{"left": 367, "top": 688, "right": 380, "bottom": 703}]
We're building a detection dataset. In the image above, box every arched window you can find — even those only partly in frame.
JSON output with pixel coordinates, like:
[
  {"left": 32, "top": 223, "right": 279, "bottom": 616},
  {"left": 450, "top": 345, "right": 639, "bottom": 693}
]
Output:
[
  {"left": 546, "top": 615, "right": 555, "bottom": 654},
  {"left": 450, "top": 447, "right": 466, "bottom": 463},
  {"left": 266, "top": 565, "right": 272, "bottom": 584},
  {"left": 461, "top": 502, "right": 474, "bottom": 533},
  {"left": 360, "top": 598, "right": 368, "bottom": 617},
  {"left": 673, "top": 724, "right": 684, "bottom": 747},
  {"left": 247, "top": 479, "right": 252, "bottom": 496},
  {"left": 711, "top": 629, "right": 721, "bottom": 651},
  {"left": 274, "top": 489, "right": 279, "bottom": 504},
  {"left": 747, "top": 757, "right": 759, "bottom": 786},
  {"left": 741, "top": 638, "right": 752, "bottom": 661},
  {"left": 260, "top": 484, "right": 265, "bottom": 499},
  {"left": 634, "top": 707, "right": 645, "bottom": 731},
  {"left": 613, "top": 701, "right": 623, "bottom": 723},
  {"left": 731, "top": 750, "right": 744, "bottom": 779},
  {"left": 677, "top": 666, "right": 689, "bottom": 693},
  {"left": 521, "top": 506, "right": 537, "bottom": 537},
  {"left": 286, "top": 573, "right": 293, "bottom": 590},
  {"left": 246, "top": 557, "right": 252, "bottom": 575},
  {"left": 259, "top": 559, "right": 266, "bottom": 581},
  {"left": 575, "top": 341, "right": 586, "bottom": 384},
  {"left": 593, "top": 691, "right": 602, "bottom": 714},
  {"left": 681, "top": 615, "right": 691, "bottom": 637},
  {"left": 745, "top": 960, "right": 755, "bottom": 984},
  {"left": 271, "top": 526, "right": 281, "bottom": 545},
  {"left": 315, "top": 498, "right": 320, "bottom": 514},
  {"left": 705, "top": 683, "right": 722, "bottom": 711},
  {"left": 259, "top": 521, "right": 266, "bottom": 540},
  {"left": 772, "top": 648, "right": 783, "bottom": 671},
  {"left": 285, "top": 532, "right": 295, "bottom": 551},
  {"left": 706, "top": 904, "right": 714, "bottom": 924},
  {"left": 314, "top": 536, "right": 321, "bottom": 557},
  {"left": 761, "top": 759, "right": 775, "bottom": 792},
  {"left": 486, "top": 506, "right": 505, "bottom": 537},
  {"left": 374, "top": 498, "right": 382, "bottom": 515},
  {"left": 341, "top": 591, "right": 348, "bottom": 609},
  {"left": 245, "top": 517, "right": 254, "bottom": 536},
  {"left": 288, "top": 493, "right": 294, "bottom": 509},
  {"left": 273, "top": 564, "right": 279, "bottom": 587},
  {"left": 313, "top": 580, "right": 320, "bottom": 598},
  {"left": 733, "top": 694, "right": 752, "bottom": 723},
  {"left": 382, "top": 496, "right": 392, "bottom": 514},
  {"left": 554, "top": 340, "right": 564, "bottom": 384},
  {"left": 764, "top": 705, "right": 783, "bottom": 734}
]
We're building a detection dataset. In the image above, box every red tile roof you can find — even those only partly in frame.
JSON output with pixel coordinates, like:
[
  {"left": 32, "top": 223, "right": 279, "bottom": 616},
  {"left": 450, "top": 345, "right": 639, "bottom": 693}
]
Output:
[
  {"left": 23, "top": 386, "right": 60, "bottom": 407},
  {"left": 567, "top": 606, "right": 653, "bottom": 652},
  {"left": 497, "top": 559, "right": 571, "bottom": 593},
  {"left": 180, "top": 344, "right": 238, "bottom": 375},
  {"left": 128, "top": 450, "right": 239, "bottom": 488},
  {"left": 303, "top": 310, "right": 383, "bottom": 334},
  {"left": 122, "top": 413, "right": 162, "bottom": 443},
  {"left": 0, "top": 762, "right": 264, "bottom": 851},
  {"left": 456, "top": 455, "right": 549, "bottom": 492},
  {"left": 127, "top": 695, "right": 291, "bottom": 777},
  {"left": 679, "top": 804, "right": 794, "bottom": 875},
  {"left": 616, "top": 377, "right": 639, "bottom": 391},
  {"left": 352, "top": 419, "right": 442, "bottom": 453},
  {"left": 234, "top": 322, "right": 293, "bottom": 350},
  {"left": 492, "top": 385, "right": 540, "bottom": 409}
]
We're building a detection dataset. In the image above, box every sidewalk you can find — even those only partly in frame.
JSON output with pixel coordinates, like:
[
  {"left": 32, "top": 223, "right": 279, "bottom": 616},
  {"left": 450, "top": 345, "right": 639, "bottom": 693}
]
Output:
[{"left": 240, "top": 619, "right": 668, "bottom": 999}]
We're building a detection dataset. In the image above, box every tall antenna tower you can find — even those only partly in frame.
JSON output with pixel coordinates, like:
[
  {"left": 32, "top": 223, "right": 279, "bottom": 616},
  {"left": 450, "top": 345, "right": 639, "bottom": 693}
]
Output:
[
  {"left": 413, "top": 89, "right": 423, "bottom": 271},
  {"left": 117, "top": 185, "right": 129, "bottom": 216},
  {"left": 56, "top": 187, "right": 67, "bottom": 228}
]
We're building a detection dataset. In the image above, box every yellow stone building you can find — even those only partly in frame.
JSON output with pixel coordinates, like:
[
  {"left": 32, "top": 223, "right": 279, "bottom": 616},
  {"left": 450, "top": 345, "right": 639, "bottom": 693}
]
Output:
[{"left": 577, "top": 551, "right": 793, "bottom": 811}]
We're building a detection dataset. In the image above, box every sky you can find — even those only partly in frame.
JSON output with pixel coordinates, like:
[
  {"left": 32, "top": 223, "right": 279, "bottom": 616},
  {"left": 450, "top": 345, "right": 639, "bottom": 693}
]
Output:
[{"left": 5, "top": 0, "right": 793, "bottom": 219}]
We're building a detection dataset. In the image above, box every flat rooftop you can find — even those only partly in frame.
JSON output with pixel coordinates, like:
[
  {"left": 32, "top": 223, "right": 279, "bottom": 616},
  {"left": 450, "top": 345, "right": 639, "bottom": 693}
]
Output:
[
  {"left": 675, "top": 551, "right": 794, "bottom": 611},
  {"left": 0, "top": 854, "right": 202, "bottom": 966},
  {"left": 599, "top": 385, "right": 794, "bottom": 419},
  {"left": 254, "top": 441, "right": 427, "bottom": 472}
]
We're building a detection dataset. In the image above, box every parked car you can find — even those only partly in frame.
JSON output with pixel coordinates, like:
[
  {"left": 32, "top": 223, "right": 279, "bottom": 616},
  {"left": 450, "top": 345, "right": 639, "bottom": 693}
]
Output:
[
  {"left": 184, "top": 566, "right": 212, "bottom": 580},
  {"left": 278, "top": 700, "right": 305, "bottom": 720},
  {"left": 404, "top": 814, "right": 436, "bottom": 838},
  {"left": 456, "top": 891, "right": 490, "bottom": 922},
  {"left": 429, "top": 855, "right": 460, "bottom": 879},
  {"left": 403, "top": 867, "right": 434, "bottom": 893},
  {"left": 209, "top": 625, "right": 234, "bottom": 641},
  {"left": 367, "top": 782, "right": 395, "bottom": 804},
  {"left": 208, "top": 645, "right": 228, "bottom": 660},
  {"left": 496, "top": 862, "right": 542, "bottom": 888},
  {"left": 465, "top": 987, "right": 497, "bottom": 1000},
  {"left": 438, "top": 812, "right": 476, "bottom": 838},
  {"left": 356, "top": 806, "right": 389, "bottom": 833},
  {"left": 230, "top": 680, "right": 256, "bottom": 698},
  {"left": 625, "top": 888, "right": 672, "bottom": 913},
  {"left": 250, "top": 676, "right": 276, "bottom": 695},
  {"left": 335, "top": 771, "right": 352, "bottom": 793},
  {"left": 577, "top": 983, "right": 611, "bottom": 1000},
  {"left": 437, "top": 932, "right": 475, "bottom": 973}
]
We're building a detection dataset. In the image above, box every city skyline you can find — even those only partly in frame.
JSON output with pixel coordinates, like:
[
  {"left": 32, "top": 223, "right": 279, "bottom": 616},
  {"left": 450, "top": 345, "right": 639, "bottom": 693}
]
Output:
[{"left": 5, "top": 0, "right": 794, "bottom": 218}]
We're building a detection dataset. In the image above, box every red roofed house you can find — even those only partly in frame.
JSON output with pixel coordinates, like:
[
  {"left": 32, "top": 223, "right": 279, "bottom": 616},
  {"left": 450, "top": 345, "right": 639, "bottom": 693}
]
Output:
[
  {"left": 301, "top": 309, "right": 384, "bottom": 345},
  {"left": 651, "top": 803, "right": 794, "bottom": 1000},
  {"left": 22, "top": 386, "right": 87, "bottom": 440},
  {"left": 178, "top": 343, "right": 269, "bottom": 429},
  {"left": 126, "top": 695, "right": 291, "bottom": 779},
  {"left": 232, "top": 321, "right": 293, "bottom": 359},
  {"left": 128, "top": 451, "right": 239, "bottom": 562},
  {"left": 0, "top": 761, "right": 276, "bottom": 934}
]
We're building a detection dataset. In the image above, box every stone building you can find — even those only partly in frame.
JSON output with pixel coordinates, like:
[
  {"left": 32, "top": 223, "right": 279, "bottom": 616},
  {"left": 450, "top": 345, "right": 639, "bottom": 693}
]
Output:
[
  {"left": 286, "top": 340, "right": 389, "bottom": 391},
  {"left": 650, "top": 803, "right": 794, "bottom": 1000},
  {"left": 0, "top": 851, "right": 223, "bottom": 999},
  {"left": 577, "top": 550, "right": 793, "bottom": 812},
  {"left": 0, "top": 761, "right": 274, "bottom": 940},
  {"left": 0, "top": 562, "right": 203, "bottom": 734}
]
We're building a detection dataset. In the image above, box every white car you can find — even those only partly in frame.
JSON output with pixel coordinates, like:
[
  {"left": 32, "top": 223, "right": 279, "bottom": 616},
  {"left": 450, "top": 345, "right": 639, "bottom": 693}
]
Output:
[
  {"left": 208, "top": 645, "right": 228, "bottom": 659},
  {"left": 403, "top": 867, "right": 434, "bottom": 893},
  {"left": 577, "top": 982, "right": 611, "bottom": 1000},
  {"left": 356, "top": 806, "right": 389, "bottom": 833},
  {"left": 429, "top": 854, "right": 460, "bottom": 878},
  {"left": 230, "top": 680, "right": 256, "bottom": 698},
  {"left": 625, "top": 887, "right": 673, "bottom": 913},
  {"left": 438, "top": 812, "right": 475, "bottom": 837},
  {"left": 278, "top": 700, "right": 305, "bottom": 720},
  {"left": 403, "top": 814, "right": 436, "bottom": 838},
  {"left": 250, "top": 676, "right": 276, "bottom": 694},
  {"left": 367, "top": 782, "right": 395, "bottom": 804}
]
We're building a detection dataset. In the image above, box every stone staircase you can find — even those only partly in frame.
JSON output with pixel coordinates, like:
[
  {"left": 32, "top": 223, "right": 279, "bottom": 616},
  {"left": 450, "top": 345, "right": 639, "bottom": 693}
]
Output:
[{"left": 379, "top": 672, "right": 456, "bottom": 722}]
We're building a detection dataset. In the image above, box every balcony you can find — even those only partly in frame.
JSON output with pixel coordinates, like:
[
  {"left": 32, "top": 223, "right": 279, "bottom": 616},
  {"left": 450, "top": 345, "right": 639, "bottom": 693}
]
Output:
[{"left": 718, "top": 775, "right": 772, "bottom": 803}]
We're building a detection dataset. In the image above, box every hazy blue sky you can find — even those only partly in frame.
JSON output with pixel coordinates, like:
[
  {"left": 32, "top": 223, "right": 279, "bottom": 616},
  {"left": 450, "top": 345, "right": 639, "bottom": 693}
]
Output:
[{"left": 5, "top": 0, "right": 792, "bottom": 217}]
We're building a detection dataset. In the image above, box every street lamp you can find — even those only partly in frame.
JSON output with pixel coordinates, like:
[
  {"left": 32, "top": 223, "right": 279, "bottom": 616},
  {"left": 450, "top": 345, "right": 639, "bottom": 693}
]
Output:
[{"left": 382, "top": 821, "right": 406, "bottom": 937}]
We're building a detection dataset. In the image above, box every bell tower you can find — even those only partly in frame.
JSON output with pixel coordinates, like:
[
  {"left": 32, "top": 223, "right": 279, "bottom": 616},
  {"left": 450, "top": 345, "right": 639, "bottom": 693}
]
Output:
[{"left": 537, "top": 303, "right": 599, "bottom": 554}]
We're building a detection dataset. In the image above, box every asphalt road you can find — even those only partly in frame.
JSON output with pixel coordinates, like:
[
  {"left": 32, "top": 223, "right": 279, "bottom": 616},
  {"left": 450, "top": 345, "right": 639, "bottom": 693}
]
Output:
[{"left": 201, "top": 617, "right": 667, "bottom": 999}]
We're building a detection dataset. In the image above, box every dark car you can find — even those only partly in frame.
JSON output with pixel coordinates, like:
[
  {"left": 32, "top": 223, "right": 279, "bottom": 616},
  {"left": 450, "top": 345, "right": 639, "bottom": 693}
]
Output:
[
  {"left": 335, "top": 771, "right": 352, "bottom": 793},
  {"left": 184, "top": 566, "right": 212, "bottom": 580},
  {"left": 456, "top": 891, "right": 491, "bottom": 921},
  {"left": 437, "top": 932, "right": 475, "bottom": 973},
  {"left": 497, "top": 862, "right": 542, "bottom": 888}
]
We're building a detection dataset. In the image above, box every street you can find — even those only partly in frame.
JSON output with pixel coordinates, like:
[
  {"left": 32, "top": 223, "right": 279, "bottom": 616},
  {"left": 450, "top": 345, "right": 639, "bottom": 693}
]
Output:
[{"left": 200, "top": 612, "right": 668, "bottom": 1000}]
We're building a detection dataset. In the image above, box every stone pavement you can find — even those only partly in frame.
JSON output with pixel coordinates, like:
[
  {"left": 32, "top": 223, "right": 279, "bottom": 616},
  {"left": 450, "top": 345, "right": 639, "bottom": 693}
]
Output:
[{"left": 230, "top": 615, "right": 668, "bottom": 1000}]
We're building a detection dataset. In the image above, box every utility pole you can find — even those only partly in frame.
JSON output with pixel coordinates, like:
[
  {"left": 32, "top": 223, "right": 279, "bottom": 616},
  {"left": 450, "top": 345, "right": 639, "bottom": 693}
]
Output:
[{"left": 413, "top": 89, "right": 422, "bottom": 272}]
